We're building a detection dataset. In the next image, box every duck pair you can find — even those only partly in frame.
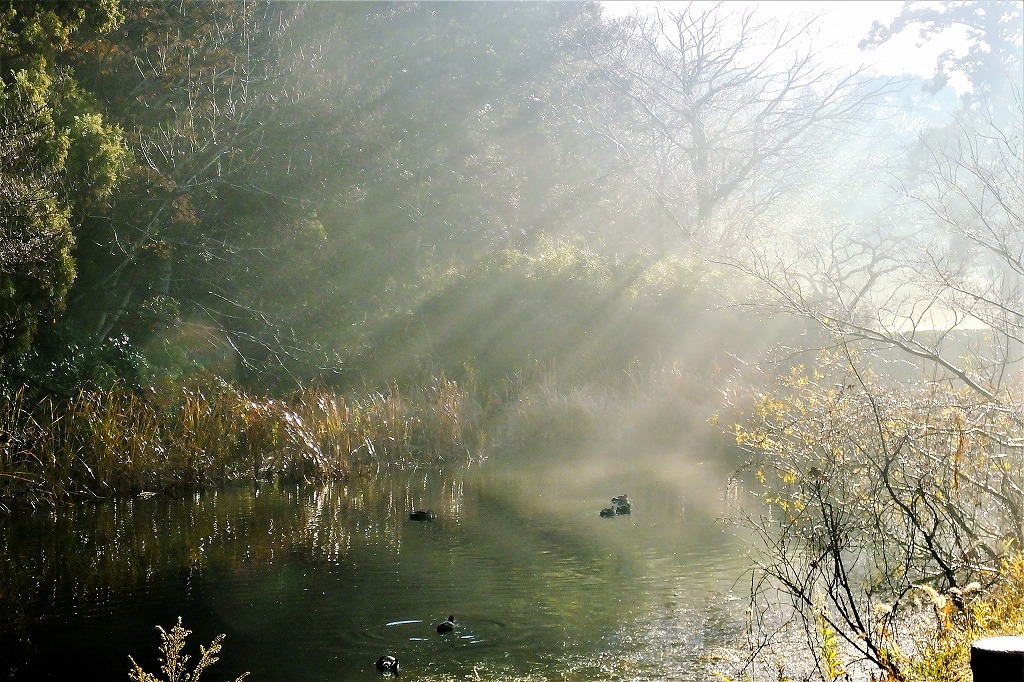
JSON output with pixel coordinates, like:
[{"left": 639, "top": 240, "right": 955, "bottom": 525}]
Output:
[
  {"left": 375, "top": 616, "right": 456, "bottom": 677},
  {"left": 600, "top": 494, "right": 631, "bottom": 517}
]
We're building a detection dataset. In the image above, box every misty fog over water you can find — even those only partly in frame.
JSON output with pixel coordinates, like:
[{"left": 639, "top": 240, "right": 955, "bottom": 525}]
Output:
[{"left": 1, "top": 447, "right": 756, "bottom": 680}]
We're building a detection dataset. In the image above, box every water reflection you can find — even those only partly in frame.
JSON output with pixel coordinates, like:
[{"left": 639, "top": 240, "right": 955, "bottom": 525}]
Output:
[{"left": 0, "top": 450, "right": 752, "bottom": 680}]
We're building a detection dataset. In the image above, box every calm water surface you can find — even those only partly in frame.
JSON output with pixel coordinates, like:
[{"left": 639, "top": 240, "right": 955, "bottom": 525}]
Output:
[{"left": 0, "top": 449, "right": 752, "bottom": 680}]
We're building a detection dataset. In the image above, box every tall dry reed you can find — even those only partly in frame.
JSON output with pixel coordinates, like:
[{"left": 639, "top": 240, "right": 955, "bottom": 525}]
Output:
[{"left": 0, "top": 378, "right": 480, "bottom": 510}]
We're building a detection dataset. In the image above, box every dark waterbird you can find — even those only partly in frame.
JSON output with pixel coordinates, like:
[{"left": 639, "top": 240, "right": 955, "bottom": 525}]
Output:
[
  {"left": 375, "top": 655, "right": 400, "bottom": 677},
  {"left": 409, "top": 510, "right": 436, "bottom": 521},
  {"left": 436, "top": 615, "right": 455, "bottom": 633},
  {"left": 600, "top": 494, "right": 631, "bottom": 517}
]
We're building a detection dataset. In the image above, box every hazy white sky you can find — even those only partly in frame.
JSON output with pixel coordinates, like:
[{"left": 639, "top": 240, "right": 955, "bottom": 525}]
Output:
[{"left": 601, "top": 1, "right": 972, "bottom": 89}]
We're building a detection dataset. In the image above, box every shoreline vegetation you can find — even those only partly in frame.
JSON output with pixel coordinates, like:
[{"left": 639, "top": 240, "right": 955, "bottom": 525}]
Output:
[
  {"left": 0, "top": 376, "right": 482, "bottom": 511},
  {"left": 0, "top": 362, "right": 729, "bottom": 512},
  {"left": 2, "top": 370, "right": 1021, "bottom": 681},
  {"left": 712, "top": 553, "right": 1024, "bottom": 682}
]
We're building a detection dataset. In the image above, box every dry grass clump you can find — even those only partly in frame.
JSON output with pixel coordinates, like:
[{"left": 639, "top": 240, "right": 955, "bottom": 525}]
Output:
[
  {"left": 710, "top": 556, "right": 1024, "bottom": 682},
  {"left": 891, "top": 554, "right": 1024, "bottom": 682},
  {"left": 0, "top": 377, "right": 480, "bottom": 509},
  {"left": 129, "top": 617, "right": 248, "bottom": 682}
]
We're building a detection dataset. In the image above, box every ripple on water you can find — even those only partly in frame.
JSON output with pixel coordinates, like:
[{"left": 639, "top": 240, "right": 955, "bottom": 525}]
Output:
[{"left": 347, "top": 613, "right": 530, "bottom": 649}]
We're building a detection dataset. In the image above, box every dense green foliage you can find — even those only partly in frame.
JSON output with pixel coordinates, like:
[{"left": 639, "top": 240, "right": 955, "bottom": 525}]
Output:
[
  {"left": 0, "top": 1, "right": 827, "bottom": 399},
  {"left": 338, "top": 239, "right": 722, "bottom": 389},
  {"left": 0, "top": 0, "right": 126, "bottom": 359},
  {"left": 2, "top": 1, "right": 693, "bottom": 395},
  {"left": 0, "top": 0, "right": 760, "bottom": 510}
]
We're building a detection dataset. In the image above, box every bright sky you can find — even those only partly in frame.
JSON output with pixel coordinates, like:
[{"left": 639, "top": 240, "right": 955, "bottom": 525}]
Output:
[{"left": 601, "top": 1, "right": 973, "bottom": 90}]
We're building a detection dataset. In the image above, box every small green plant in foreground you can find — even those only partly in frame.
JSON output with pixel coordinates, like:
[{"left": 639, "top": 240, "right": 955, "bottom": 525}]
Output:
[
  {"left": 128, "top": 617, "right": 249, "bottom": 682},
  {"left": 815, "top": 592, "right": 847, "bottom": 681}
]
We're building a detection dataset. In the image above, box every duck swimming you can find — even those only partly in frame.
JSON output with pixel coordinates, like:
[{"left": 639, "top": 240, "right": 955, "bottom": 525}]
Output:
[
  {"left": 611, "top": 494, "right": 631, "bottom": 514},
  {"left": 436, "top": 615, "right": 455, "bottom": 634},
  {"left": 409, "top": 510, "right": 436, "bottom": 521},
  {"left": 375, "top": 655, "right": 400, "bottom": 677},
  {"left": 599, "top": 507, "right": 616, "bottom": 517}
]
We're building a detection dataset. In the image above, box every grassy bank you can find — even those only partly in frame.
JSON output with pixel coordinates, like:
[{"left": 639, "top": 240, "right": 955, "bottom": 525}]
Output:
[
  {"left": 714, "top": 553, "right": 1024, "bottom": 681},
  {"left": 0, "top": 358, "right": 735, "bottom": 511},
  {"left": 893, "top": 554, "right": 1024, "bottom": 681},
  {"left": 0, "top": 377, "right": 480, "bottom": 510}
]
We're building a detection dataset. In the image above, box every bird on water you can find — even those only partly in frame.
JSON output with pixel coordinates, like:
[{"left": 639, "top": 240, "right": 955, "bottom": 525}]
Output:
[
  {"left": 600, "top": 494, "right": 631, "bottom": 517},
  {"left": 375, "top": 655, "right": 400, "bottom": 677},
  {"left": 436, "top": 615, "right": 455, "bottom": 633}
]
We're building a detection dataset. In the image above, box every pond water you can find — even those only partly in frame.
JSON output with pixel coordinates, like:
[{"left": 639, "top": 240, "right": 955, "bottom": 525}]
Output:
[{"left": 0, "top": 448, "right": 753, "bottom": 681}]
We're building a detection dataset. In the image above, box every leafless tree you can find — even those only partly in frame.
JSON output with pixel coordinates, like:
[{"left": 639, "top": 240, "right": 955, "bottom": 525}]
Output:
[
  {"left": 577, "top": 2, "right": 897, "bottom": 255},
  {"left": 723, "top": 58, "right": 1022, "bottom": 682},
  {"left": 733, "top": 84, "right": 1022, "bottom": 400}
]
